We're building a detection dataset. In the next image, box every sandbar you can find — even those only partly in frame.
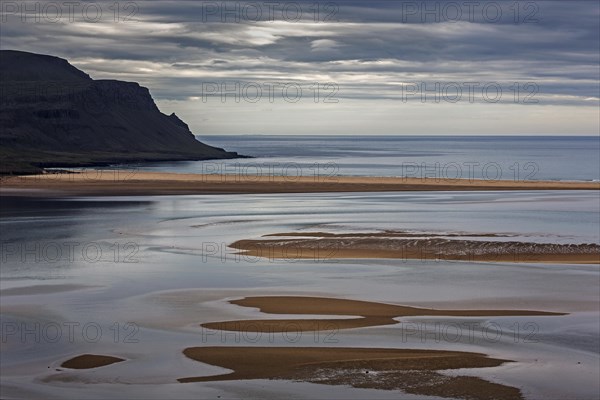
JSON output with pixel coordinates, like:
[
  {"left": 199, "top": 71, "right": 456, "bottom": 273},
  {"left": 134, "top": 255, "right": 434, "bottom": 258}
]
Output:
[
  {"left": 61, "top": 354, "right": 124, "bottom": 369},
  {"left": 230, "top": 233, "right": 600, "bottom": 264},
  {"left": 201, "top": 296, "right": 564, "bottom": 333},
  {"left": 1, "top": 170, "right": 598, "bottom": 196},
  {"left": 179, "top": 346, "right": 523, "bottom": 400}
]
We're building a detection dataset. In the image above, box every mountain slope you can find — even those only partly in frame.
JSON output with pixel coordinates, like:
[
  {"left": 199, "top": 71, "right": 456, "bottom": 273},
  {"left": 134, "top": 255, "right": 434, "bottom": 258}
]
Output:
[{"left": 0, "top": 50, "right": 241, "bottom": 174}]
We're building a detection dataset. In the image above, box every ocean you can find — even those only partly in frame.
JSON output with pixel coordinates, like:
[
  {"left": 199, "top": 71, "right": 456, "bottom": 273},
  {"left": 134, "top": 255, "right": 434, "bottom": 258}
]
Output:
[{"left": 121, "top": 135, "right": 600, "bottom": 181}]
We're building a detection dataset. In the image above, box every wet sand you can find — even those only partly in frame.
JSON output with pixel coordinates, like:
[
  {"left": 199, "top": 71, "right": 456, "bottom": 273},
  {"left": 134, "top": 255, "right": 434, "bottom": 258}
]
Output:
[
  {"left": 1, "top": 170, "right": 598, "bottom": 196},
  {"left": 61, "top": 354, "right": 124, "bottom": 369},
  {"left": 264, "top": 231, "right": 516, "bottom": 238},
  {"left": 230, "top": 234, "right": 600, "bottom": 264},
  {"left": 202, "top": 296, "right": 564, "bottom": 333},
  {"left": 179, "top": 347, "right": 522, "bottom": 400},
  {"left": 193, "top": 296, "right": 562, "bottom": 399}
]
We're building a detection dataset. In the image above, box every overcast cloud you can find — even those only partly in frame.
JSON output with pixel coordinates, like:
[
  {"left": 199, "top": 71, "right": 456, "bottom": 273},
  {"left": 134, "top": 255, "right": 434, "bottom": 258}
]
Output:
[{"left": 1, "top": 0, "right": 598, "bottom": 135}]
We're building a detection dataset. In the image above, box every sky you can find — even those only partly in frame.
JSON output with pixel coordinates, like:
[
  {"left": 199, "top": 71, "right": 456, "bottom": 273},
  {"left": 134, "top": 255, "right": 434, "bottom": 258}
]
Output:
[{"left": 1, "top": 0, "right": 599, "bottom": 135}]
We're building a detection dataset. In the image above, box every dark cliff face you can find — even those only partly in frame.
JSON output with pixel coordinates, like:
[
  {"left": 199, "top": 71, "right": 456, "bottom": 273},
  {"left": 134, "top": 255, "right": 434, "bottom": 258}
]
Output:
[{"left": 0, "top": 50, "right": 240, "bottom": 174}]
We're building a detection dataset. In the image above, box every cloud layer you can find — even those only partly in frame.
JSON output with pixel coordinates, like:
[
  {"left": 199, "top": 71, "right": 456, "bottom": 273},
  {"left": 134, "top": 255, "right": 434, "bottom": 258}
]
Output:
[{"left": 1, "top": 1, "right": 598, "bottom": 134}]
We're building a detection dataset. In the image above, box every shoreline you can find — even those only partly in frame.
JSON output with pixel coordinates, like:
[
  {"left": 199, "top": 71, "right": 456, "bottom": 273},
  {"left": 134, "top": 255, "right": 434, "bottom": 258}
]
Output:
[{"left": 1, "top": 170, "right": 599, "bottom": 196}]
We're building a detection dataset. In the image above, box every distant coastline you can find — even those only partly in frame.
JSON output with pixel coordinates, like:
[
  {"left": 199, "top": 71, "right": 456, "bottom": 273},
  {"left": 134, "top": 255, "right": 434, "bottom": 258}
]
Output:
[{"left": 0, "top": 50, "right": 245, "bottom": 175}]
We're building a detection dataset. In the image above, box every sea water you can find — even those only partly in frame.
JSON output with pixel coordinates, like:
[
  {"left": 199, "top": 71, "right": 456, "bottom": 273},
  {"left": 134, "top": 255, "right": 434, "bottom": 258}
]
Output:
[{"left": 121, "top": 135, "right": 600, "bottom": 181}]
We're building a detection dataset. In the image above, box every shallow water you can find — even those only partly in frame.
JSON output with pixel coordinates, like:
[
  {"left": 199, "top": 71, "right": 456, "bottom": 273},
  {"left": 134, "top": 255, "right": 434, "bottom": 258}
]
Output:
[{"left": 1, "top": 191, "right": 599, "bottom": 399}]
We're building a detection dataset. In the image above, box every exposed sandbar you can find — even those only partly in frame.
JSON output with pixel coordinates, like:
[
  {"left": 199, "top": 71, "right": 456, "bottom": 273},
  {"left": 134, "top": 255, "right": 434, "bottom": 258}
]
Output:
[
  {"left": 179, "top": 346, "right": 523, "bottom": 400},
  {"left": 61, "top": 354, "right": 124, "bottom": 369},
  {"left": 201, "top": 296, "right": 564, "bottom": 333},
  {"left": 230, "top": 234, "right": 600, "bottom": 264},
  {"left": 1, "top": 170, "right": 598, "bottom": 196}
]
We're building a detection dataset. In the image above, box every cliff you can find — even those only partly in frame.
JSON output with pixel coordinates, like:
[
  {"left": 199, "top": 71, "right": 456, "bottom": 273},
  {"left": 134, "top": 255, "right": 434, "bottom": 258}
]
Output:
[{"left": 0, "top": 50, "right": 241, "bottom": 174}]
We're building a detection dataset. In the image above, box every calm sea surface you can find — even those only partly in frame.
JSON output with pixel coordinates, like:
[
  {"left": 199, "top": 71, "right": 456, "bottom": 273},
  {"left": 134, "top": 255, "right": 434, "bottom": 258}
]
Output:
[{"left": 121, "top": 135, "right": 600, "bottom": 181}]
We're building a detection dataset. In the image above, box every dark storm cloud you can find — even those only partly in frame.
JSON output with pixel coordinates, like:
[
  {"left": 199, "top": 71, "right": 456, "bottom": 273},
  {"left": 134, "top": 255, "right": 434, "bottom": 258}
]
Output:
[{"left": 0, "top": 0, "right": 598, "bottom": 105}]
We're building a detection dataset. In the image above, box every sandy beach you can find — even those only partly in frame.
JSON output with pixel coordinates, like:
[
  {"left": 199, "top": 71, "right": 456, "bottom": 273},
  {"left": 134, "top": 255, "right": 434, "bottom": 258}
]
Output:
[{"left": 1, "top": 170, "right": 599, "bottom": 196}]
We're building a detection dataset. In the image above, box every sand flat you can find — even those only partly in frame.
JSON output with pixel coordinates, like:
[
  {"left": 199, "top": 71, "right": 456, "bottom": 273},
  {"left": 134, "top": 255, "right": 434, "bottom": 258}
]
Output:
[
  {"left": 230, "top": 236, "right": 600, "bottom": 264},
  {"left": 179, "top": 347, "right": 523, "bottom": 400},
  {"left": 228, "top": 296, "right": 564, "bottom": 317},
  {"left": 201, "top": 296, "right": 563, "bottom": 333},
  {"left": 61, "top": 354, "right": 124, "bottom": 369},
  {"left": 264, "top": 231, "right": 515, "bottom": 238},
  {"left": 202, "top": 317, "right": 398, "bottom": 333},
  {"left": 1, "top": 170, "right": 598, "bottom": 196}
]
